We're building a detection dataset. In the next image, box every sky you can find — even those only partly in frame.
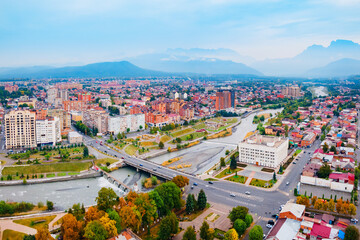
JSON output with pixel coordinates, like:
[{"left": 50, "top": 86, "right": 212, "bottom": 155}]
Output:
[{"left": 1, "top": 0, "right": 360, "bottom": 67}]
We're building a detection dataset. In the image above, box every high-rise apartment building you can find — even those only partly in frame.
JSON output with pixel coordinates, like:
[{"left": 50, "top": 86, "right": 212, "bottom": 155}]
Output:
[
  {"left": 83, "top": 110, "right": 109, "bottom": 134},
  {"left": 5, "top": 110, "right": 36, "bottom": 149},
  {"left": 281, "top": 85, "right": 302, "bottom": 98},
  {"left": 47, "top": 109, "right": 71, "bottom": 134},
  {"left": 215, "top": 90, "right": 235, "bottom": 110},
  {"left": 36, "top": 117, "right": 61, "bottom": 146}
]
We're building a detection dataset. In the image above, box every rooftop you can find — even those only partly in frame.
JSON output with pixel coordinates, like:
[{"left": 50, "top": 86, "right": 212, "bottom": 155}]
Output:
[{"left": 242, "top": 134, "right": 288, "bottom": 148}]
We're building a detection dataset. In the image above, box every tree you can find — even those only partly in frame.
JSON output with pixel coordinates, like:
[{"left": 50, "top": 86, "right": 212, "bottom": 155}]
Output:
[
  {"left": 311, "top": 196, "right": 317, "bottom": 206},
  {"left": 224, "top": 228, "right": 238, "bottom": 240},
  {"left": 107, "top": 209, "right": 122, "bottom": 233},
  {"left": 234, "top": 219, "right": 247, "bottom": 236},
  {"left": 134, "top": 193, "right": 158, "bottom": 228},
  {"left": 249, "top": 225, "right": 263, "bottom": 240},
  {"left": 330, "top": 145, "right": 337, "bottom": 154},
  {"left": 245, "top": 214, "right": 253, "bottom": 227},
  {"left": 83, "top": 146, "right": 89, "bottom": 157},
  {"left": 35, "top": 226, "right": 54, "bottom": 240},
  {"left": 183, "top": 226, "right": 196, "bottom": 240},
  {"left": 322, "top": 143, "right": 329, "bottom": 153},
  {"left": 158, "top": 212, "right": 178, "bottom": 240},
  {"left": 229, "top": 206, "right": 248, "bottom": 223},
  {"left": 99, "top": 213, "right": 118, "bottom": 238},
  {"left": 61, "top": 214, "right": 83, "bottom": 240},
  {"left": 186, "top": 194, "right": 195, "bottom": 214},
  {"left": 24, "top": 235, "right": 36, "bottom": 240},
  {"left": 314, "top": 199, "right": 324, "bottom": 210},
  {"left": 148, "top": 190, "right": 165, "bottom": 217},
  {"left": 336, "top": 199, "right": 343, "bottom": 213},
  {"left": 230, "top": 156, "right": 237, "bottom": 170},
  {"left": 273, "top": 172, "right": 277, "bottom": 182},
  {"left": 345, "top": 226, "right": 360, "bottom": 240},
  {"left": 159, "top": 141, "right": 164, "bottom": 149},
  {"left": 197, "top": 189, "right": 207, "bottom": 210},
  {"left": 200, "top": 221, "right": 214, "bottom": 240},
  {"left": 279, "top": 165, "right": 283, "bottom": 173},
  {"left": 83, "top": 220, "right": 108, "bottom": 240},
  {"left": 220, "top": 157, "right": 226, "bottom": 167},
  {"left": 46, "top": 200, "right": 54, "bottom": 211},
  {"left": 348, "top": 203, "right": 357, "bottom": 215},
  {"left": 328, "top": 199, "right": 335, "bottom": 212},
  {"left": 96, "top": 187, "right": 118, "bottom": 211},
  {"left": 317, "top": 164, "right": 332, "bottom": 178},
  {"left": 126, "top": 128, "right": 130, "bottom": 133},
  {"left": 70, "top": 203, "right": 84, "bottom": 221},
  {"left": 118, "top": 205, "right": 141, "bottom": 232},
  {"left": 85, "top": 206, "right": 102, "bottom": 223},
  {"left": 172, "top": 175, "right": 189, "bottom": 188},
  {"left": 154, "top": 181, "right": 182, "bottom": 214}
]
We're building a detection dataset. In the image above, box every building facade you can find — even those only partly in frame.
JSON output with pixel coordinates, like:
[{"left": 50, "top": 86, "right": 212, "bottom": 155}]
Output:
[
  {"left": 215, "top": 90, "right": 235, "bottom": 110},
  {"left": 108, "top": 114, "right": 145, "bottom": 135},
  {"left": 36, "top": 117, "right": 61, "bottom": 146},
  {"left": 83, "top": 110, "right": 109, "bottom": 134},
  {"left": 238, "top": 135, "right": 289, "bottom": 168},
  {"left": 5, "top": 110, "right": 36, "bottom": 149},
  {"left": 47, "top": 109, "right": 71, "bottom": 134}
]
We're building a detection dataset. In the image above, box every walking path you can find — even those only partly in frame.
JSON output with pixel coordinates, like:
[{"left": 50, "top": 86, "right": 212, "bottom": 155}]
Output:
[
  {"left": 244, "top": 171, "right": 255, "bottom": 185},
  {"left": 0, "top": 219, "right": 37, "bottom": 239}
]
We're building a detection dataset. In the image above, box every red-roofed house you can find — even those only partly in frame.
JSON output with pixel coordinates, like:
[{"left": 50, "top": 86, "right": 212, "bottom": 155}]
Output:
[{"left": 310, "top": 224, "right": 331, "bottom": 239}]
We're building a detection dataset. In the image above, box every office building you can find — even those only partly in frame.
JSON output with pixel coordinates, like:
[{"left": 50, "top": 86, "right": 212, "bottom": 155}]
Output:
[{"left": 238, "top": 134, "right": 289, "bottom": 168}]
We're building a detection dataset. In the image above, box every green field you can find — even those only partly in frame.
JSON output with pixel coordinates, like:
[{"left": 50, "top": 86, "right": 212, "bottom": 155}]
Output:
[
  {"left": 179, "top": 131, "right": 207, "bottom": 141},
  {"left": 160, "top": 135, "right": 172, "bottom": 142},
  {"left": 215, "top": 167, "right": 242, "bottom": 179},
  {"left": 225, "top": 175, "right": 247, "bottom": 184},
  {"left": 250, "top": 178, "right": 275, "bottom": 188},
  {"left": 14, "top": 215, "right": 56, "bottom": 229},
  {"left": 2, "top": 230, "right": 26, "bottom": 240},
  {"left": 171, "top": 128, "right": 194, "bottom": 137},
  {"left": 95, "top": 158, "right": 118, "bottom": 166},
  {"left": 2, "top": 162, "right": 92, "bottom": 176},
  {"left": 125, "top": 144, "right": 138, "bottom": 155}
]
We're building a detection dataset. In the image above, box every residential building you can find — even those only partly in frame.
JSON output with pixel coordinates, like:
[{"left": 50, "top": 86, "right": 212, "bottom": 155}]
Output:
[
  {"left": 281, "top": 85, "right": 302, "bottom": 98},
  {"left": 63, "top": 100, "right": 88, "bottom": 111},
  {"left": 5, "top": 84, "right": 19, "bottom": 93},
  {"left": 36, "top": 117, "right": 61, "bottom": 146},
  {"left": 47, "top": 109, "right": 71, "bottom": 134},
  {"left": 83, "top": 110, "right": 109, "bottom": 134},
  {"left": 108, "top": 114, "right": 145, "bottom": 135},
  {"left": 215, "top": 90, "right": 235, "bottom": 110},
  {"left": 5, "top": 110, "right": 36, "bottom": 149},
  {"left": 238, "top": 135, "right": 289, "bottom": 168}
]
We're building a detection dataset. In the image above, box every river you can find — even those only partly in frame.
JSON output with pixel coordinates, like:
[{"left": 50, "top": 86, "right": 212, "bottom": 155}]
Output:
[{"left": 0, "top": 108, "right": 282, "bottom": 210}]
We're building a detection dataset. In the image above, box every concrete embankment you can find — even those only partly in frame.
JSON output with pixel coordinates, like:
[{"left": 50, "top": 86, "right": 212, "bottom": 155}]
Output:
[{"left": 0, "top": 171, "right": 102, "bottom": 186}]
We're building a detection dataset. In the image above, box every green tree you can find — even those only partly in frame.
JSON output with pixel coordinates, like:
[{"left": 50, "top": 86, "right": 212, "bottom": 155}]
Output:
[
  {"left": 279, "top": 165, "right": 283, "bottom": 173},
  {"left": 107, "top": 209, "right": 122, "bottom": 233},
  {"left": 330, "top": 145, "right": 337, "bottom": 154},
  {"left": 83, "top": 220, "right": 108, "bottom": 240},
  {"left": 197, "top": 189, "right": 207, "bottom": 210},
  {"left": 230, "top": 156, "right": 237, "bottom": 170},
  {"left": 154, "top": 182, "right": 182, "bottom": 214},
  {"left": 23, "top": 235, "right": 36, "bottom": 240},
  {"left": 229, "top": 206, "right": 249, "bottom": 223},
  {"left": 46, "top": 200, "right": 54, "bottom": 211},
  {"left": 200, "top": 221, "right": 214, "bottom": 240},
  {"left": 183, "top": 226, "right": 196, "bottom": 240},
  {"left": 344, "top": 225, "right": 359, "bottom": 240},
  {"left": 245, "top": 214, "right": 253, "bottom": 227},
  {"left": 273, "top": 172, "right": 277, "bottom": 182},
  {"left": 322, "top": 143, "right": 329, "bottom": 153},
  {"left": 159, "top": 141, "right": 164, "bottom": 149},
  {"left": 317, "top": 164, "right": 332, "bottom": 179},
  {"left": 220, "top": 157, "right": 226, "bottom": 167},
  {"left": 158, "top": 212, "right": 178, "bottom": 240},
  {"left": 186, "top": 194, "right": 195, "bottom": 214},
  {"left": 224, "top": 228, "right": 238, "bottom": 240},
  {"left": 96, "top": 187, "right": 118, "bottom": 211},
  {"left": 249, "top": 225, "right": 263, "bottom": 240},
  {"left": 234, "top": 219, "right": 247, "bottom": 236}
]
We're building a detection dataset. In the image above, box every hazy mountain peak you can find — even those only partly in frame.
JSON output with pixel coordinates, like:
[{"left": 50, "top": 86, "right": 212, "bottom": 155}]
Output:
[{"left": 329, "top": 39, "right": 359, "bottom": 48}]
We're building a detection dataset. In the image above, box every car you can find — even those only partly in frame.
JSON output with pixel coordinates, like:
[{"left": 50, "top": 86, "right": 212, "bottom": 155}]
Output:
[
  {"left": 121, "top": 157, "right": 125, "bottom": 159},
  {"left": 230, "top": 193, "right": 236, "bottom": 197},
  {"left": 308, "top": 152, "right": 311, "bottom": 154},
  {"left": 271, "top": 214, "right": 278, "bottom": 218},
  {"left": 266, "top": 224, "right": 273, "bottom": 229},
  {"left": 193, "top": 182, "right": 198, "bottom": 186},
  {"left": 158, "top": 166, "right": 161, "bottom": 168},
  {"left": 286, "top": 182, "right": 290, "bottom": 185},
  {"left": 191, "top": 186, "right": 194, "bottom": 189},
  {"left": 114, "top": 155, "right": 117, "bottom": 157},
  {"left": 139, "top": 164, "right": 143, "bottom": 167},
  {"left": 268, "top": 220, "right": 275, "bottom": 225},
  {"left": 153, "top": 168, "right": 157, "bottom": 171},
  {"left": 292, "top": 162, "right": 296, "bottom": 164},
  {"left": 351, "top": 218, "right": 359, "bottom": 223},
  {"left": 245, "top": 191, "right": 251, "bottom": 195},
  {"left": 208, "top": 181, "right": 214, "bottom": 184}
]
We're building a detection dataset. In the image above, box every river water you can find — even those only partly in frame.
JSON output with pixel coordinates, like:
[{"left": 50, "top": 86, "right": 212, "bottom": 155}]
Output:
[{"left": 0, "top": 108, "right": 282, "bottom": 209}]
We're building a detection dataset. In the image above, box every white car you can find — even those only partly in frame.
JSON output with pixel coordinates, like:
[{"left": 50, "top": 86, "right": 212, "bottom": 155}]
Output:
[
  {"left": 286, "top": 182, "right": 290, "bottom": 185},
  {"left": 266, "top": 224, "right": 273, "bottom": 229},
  {"left": 230, "top": 193, "right": 236, "bottom": 197},
  {"left": 245, "top": 191, "right": 251, "bottom": 195}
]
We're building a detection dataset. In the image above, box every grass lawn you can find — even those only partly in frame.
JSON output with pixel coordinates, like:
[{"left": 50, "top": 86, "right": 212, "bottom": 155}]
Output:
[
  {"left": 95, "top": 158, "right": 118, "bottom": 166},
  {"left": 124, "top": 144, "right": 138, "bottom": 155},
  {"left": 250, "top": 178, "right": 276, "bottom": 188},
  {"left": 225, "top": 175, "right": 247, "bottom": 184},
  {"left": 2, "top": 230, "right": 26, "bottom": 240},
  {"left": 295, "top": 149, "right": 302, "bottom": 155},
  {"left": 57, "top": 172, "right": 67, "bottom": 176},
  {"left": 171, "top": 128, "right": 194, "bottom": 137},
  {"left": 140, "top": 141, "right": 158, "bottom": 147},
  {"left": 215, "top": 167, "right": 242, "bottom": 179},
  {"left": 193, "top": 122, "right": 206, "bottom": 130},
  {"left": 160, "top": 135, "right": 172, "bottom": 142},
  {"left": 2, "top": 162, "right": 92, "bottom": 176},
  {"left": 179, "top": 204, "right": 210, "bottom": 222},
  {"left": 179, "top": 131, "right": 206, "bottom": 141},
  {"left": 68, "top": 172, "right": 80, "bottom": 175},
  {"left": 14, "top": 215, "right": 56, "bottom": 229},
  {"left": 46, "top": 173, "right": 55, "bottom": 178}
]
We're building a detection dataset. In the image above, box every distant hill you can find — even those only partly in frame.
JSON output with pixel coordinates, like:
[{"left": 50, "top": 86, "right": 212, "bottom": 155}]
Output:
[
  {"left": 0, "top": 61, "right": 166, "bottom": 78},
  {"left": 306, "top": 58, "right": 360, "bottom": 77},
  {"left": 126, "top": 48, "right": 261, "bottom": 75},
  {"left": 252, "top": 39, "right": 360, "bottom": 76}
]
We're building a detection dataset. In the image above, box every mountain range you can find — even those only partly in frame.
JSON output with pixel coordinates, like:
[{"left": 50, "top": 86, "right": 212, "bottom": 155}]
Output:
[{"left": 1, "top": 39, "right": 360, "bottom": 79}]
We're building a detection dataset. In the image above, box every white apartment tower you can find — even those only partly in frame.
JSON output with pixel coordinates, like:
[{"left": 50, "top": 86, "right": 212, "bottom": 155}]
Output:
[
  {"left": 36, "top": 117, "right": 61, "bottom": 146},
  {"left": 5, "top": 110, "right": 36, "bottom": 149}
]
